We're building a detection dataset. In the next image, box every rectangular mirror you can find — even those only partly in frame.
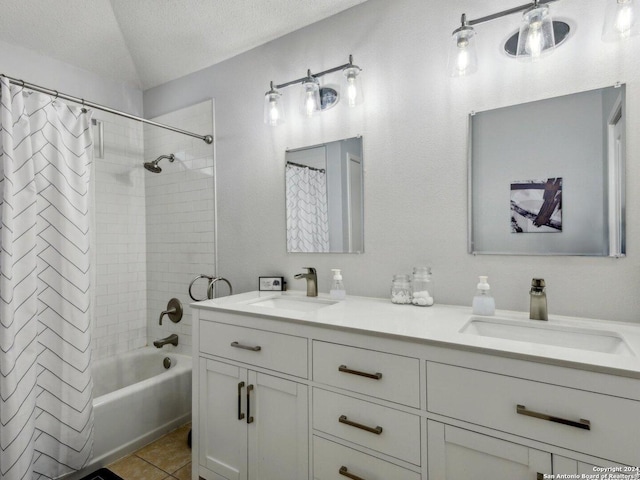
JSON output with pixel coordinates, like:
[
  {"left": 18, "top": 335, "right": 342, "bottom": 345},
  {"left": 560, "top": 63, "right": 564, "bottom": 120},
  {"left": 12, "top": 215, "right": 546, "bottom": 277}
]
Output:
[
  {"left": 286, "top": 136, "right": 364, "bottom": 253},
  {"left": 469, "top": 85, "right": 625, "bottom": 256}
]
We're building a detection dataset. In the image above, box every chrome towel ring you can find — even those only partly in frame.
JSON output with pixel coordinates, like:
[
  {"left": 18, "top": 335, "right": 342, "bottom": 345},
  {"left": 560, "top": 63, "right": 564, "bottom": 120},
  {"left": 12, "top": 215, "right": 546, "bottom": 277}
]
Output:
[{"left": 189, "top": 274, "right": 233, "bottom": 301}]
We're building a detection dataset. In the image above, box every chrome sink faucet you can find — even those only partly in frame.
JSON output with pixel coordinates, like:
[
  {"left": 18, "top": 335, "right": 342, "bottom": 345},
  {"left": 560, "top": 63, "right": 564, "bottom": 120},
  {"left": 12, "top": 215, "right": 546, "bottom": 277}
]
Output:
[
  {"left": 294, "top": 267, "right": 318, "bottom": 297},
  {"left": 529, "top": 278, "right": 548, "bottom": 321}
]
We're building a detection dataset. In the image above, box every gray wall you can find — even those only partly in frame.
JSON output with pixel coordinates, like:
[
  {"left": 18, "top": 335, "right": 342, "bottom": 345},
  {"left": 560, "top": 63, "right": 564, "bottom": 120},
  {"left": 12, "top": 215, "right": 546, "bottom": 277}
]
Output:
[{"left": 144, "top": 0, "right": 640, "bottom": 323}]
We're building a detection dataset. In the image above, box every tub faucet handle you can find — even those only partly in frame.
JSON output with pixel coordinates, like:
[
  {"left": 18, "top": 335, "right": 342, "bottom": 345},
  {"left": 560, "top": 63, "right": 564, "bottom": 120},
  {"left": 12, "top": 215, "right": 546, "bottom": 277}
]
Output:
[{"left": 159, "top": 298, "right": 183, "bottom": 325}]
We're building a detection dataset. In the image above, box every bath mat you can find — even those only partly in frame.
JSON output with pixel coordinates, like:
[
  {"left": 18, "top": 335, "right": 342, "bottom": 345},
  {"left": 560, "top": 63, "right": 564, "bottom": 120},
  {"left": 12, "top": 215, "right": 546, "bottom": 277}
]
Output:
[{"left": 78, "top": 468, "right": 124, "bottom": 480}]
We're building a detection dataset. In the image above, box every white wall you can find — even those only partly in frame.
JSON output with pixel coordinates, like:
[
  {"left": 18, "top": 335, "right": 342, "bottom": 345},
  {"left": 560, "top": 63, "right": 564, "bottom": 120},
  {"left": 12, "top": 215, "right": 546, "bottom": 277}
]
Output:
[
  {"left": 145, "top": 101, "right": 216, "bottom": 355},
  {"left": 92, "top": 113, "right": 147, "bottom": 360},
  {"left": 144, "top": 0, "right": 640, "bottom": 323}
]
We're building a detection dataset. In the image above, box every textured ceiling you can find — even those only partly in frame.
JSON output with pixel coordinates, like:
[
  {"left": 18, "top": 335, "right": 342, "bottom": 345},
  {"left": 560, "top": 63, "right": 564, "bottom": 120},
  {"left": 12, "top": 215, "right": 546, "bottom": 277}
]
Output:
[{"left": 0, "top": 0, "right": 368, "bottom": 89}]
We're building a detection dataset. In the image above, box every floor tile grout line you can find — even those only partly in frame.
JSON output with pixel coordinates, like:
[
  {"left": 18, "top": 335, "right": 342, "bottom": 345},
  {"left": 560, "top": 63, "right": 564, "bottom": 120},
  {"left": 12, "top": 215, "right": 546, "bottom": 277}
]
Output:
[
  {"left": 133, "top": 454, "right": 173, "bottom": 476},
  {"left": 132, "top": 452, "right": 191, "bottom": 476}
]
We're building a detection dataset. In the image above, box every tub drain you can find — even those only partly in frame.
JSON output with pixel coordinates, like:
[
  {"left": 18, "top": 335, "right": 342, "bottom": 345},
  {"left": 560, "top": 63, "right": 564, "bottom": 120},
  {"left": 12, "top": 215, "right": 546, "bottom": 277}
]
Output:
[{"left": 163, "top": 357, "right": 172, "bottom": 369}]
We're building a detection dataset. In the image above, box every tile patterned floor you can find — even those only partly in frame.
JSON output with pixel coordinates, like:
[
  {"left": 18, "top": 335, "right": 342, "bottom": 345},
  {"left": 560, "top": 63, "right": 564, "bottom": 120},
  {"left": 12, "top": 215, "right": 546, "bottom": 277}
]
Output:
[{"left": 108, "top": 423, "right": 192, "bottom": 480}]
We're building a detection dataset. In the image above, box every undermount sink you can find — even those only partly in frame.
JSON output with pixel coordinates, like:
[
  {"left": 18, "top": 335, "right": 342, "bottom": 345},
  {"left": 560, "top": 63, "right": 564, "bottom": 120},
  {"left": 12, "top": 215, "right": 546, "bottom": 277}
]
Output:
[
  {"left": 248, "top": 295, "right": 337, "bottom": 312},
  {"left": 460, "top": 316, "right": 634, "bottom": 356}
]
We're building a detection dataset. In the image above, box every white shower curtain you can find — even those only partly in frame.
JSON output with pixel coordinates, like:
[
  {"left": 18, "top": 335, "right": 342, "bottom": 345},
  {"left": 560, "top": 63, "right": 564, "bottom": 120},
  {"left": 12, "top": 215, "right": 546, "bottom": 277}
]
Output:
[
  {"left": 286, "top": 163, "right": 330, "bottom": 252},
  {"left": 0, "top": 78, "right": 94, "bottom": 479}
]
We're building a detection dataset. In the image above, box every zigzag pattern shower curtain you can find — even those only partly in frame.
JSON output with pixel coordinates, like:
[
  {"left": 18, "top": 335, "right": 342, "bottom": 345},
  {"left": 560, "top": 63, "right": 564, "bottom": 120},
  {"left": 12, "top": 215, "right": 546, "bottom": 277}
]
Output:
[
  {"left": 285, "top": 163, "right": 330, "bottom": 253},
  {"left": 0, "top": 78, "right": 94, "bottom": 479}
]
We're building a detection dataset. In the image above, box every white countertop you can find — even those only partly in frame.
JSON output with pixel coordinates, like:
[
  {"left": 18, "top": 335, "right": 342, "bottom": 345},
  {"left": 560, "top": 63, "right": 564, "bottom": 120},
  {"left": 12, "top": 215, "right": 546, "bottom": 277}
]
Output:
[{"left": 192, "top": 291, "right": 640, "bottom": 379}]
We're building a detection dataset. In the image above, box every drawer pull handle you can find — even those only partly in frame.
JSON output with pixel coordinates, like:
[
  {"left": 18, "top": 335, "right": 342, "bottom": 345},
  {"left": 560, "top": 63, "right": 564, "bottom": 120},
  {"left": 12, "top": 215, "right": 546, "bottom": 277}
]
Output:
[
  {"left": 231, "top": 341, "right": 262, "bottom": 352},
  {"left": 338, "top": 365, "right": 382, "bottom": 380},
  {"left": 339, "top": 415, "right": 383, "bottom": 435},
  {"left": 516, "top": 404, "right": 591, "bottom": 431},
  {"left": 339, "top": 466, "right": 366, "bottom": 480},
  {"left": 247, "top": 384, "right": 254, "bottom": 424},
  {"left": 237, "top": 381, "right": 245, "bottom": 420}
]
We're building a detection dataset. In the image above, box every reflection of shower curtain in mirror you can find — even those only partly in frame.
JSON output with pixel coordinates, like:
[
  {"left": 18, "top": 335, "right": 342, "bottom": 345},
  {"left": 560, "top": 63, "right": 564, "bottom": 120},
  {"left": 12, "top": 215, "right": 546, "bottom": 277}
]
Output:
[
  {"left": 0, "top": 78, "right": 94, "bottom": 479},
  {"left": 286, "top": 164, "right": 330, "bottom": 252}
]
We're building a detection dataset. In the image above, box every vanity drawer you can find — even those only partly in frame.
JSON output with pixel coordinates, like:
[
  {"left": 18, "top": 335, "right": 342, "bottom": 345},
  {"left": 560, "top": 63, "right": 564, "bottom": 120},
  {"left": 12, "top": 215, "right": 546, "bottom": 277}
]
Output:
[
  {"left": 313, "top": 436, "right": 420, "bottom": 480},
  {"left": 199, "top": 320, "right": 308, "bottom": 378},
  {"left": 313, "top": 341, "right": 420, "bottom": 407},
  {"left": 313, "top": 388, "right": 421, "bottom": 466},
  {"left": 427, "top": 362, "right": 640, "bottom": 466}
]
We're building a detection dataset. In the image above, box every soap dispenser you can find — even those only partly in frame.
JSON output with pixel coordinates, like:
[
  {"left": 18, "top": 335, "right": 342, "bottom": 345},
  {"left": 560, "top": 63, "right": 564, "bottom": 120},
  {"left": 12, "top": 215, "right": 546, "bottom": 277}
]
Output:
[
  {"left": 472, "top": 276, "right": 495, "bottom": 316},
  {"left": 330, "top": 269, "right": 346, "bottom": 300}
]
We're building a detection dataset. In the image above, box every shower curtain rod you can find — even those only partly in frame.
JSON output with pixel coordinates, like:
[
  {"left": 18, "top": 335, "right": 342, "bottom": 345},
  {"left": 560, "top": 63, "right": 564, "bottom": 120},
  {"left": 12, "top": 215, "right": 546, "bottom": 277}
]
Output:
[
  {"left": 0, "top": 74, "right": 213, "bottom": 144},
  {"left": 286, "top": 161, "right": 326, "bottom": 173}
]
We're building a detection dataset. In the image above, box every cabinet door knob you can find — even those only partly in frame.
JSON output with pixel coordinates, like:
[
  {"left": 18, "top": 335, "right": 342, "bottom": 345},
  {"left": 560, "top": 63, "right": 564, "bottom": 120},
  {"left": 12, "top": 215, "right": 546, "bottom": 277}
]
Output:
[
  {"left": 231, "top": 341, "right": 262, "bottom": 352},
  {"left": 339, "top": 415, "right": 383, "bottom": 435},
  {"left": 339, "top": 466, "right": 366, "bottom": 480},
  {"left": 237, "top": 382, "right": 245, "bottom": 420},
  {"left": 338, "top": 365, "right": 382, "bottom": 380},
  {"left": 516, "top": 404, "right": 591, "bottom": 430}
]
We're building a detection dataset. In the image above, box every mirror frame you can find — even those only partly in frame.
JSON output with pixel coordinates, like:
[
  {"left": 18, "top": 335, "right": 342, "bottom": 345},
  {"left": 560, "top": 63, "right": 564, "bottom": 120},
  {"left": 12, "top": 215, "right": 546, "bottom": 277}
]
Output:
[
  {"left": 285, "top": 135, "right": 364, "bottom": 254},
  {"left": 467, "top": 84, "right": 627, "bottom": 257}
]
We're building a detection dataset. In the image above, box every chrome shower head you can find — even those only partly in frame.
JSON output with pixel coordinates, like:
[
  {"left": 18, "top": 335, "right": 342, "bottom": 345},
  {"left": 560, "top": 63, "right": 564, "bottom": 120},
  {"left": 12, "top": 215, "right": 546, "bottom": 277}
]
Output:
[{"left": 144, "top": 154, "right": 175, "bottom": 173}]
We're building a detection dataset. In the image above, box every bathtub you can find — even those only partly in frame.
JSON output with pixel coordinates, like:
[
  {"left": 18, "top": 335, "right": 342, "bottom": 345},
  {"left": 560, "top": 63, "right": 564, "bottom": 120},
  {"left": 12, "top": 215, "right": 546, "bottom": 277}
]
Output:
[{"left": 83, "top": 347, "right": 192, "bottom": 473}]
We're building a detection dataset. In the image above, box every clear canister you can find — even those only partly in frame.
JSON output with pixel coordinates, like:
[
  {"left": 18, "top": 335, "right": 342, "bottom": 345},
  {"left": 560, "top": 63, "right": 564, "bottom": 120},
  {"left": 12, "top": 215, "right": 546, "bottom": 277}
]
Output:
[
  {"left": 391, "top": 274, "right": 412, "bottom": 305},
  {"left": 411, "top": 266, "right": 434, "bottom": 306}
]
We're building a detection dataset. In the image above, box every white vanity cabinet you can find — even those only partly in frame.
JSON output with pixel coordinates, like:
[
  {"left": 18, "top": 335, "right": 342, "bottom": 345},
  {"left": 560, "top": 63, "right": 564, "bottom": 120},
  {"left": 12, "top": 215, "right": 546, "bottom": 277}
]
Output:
[
  {"left": 192, "top": 294, "right": 640, "bottom": 480},
  {"left": 194, "top": 315, "right": 309, "bottom": 480},
  {"left": 427, "top": 421, "right": 552, "bottom": 479},
  {"left": 426, "top": 361, "right": 640, "bottom": 466},
  {"left": 311, "top": 340, "right": 423, "bottom": 479}
]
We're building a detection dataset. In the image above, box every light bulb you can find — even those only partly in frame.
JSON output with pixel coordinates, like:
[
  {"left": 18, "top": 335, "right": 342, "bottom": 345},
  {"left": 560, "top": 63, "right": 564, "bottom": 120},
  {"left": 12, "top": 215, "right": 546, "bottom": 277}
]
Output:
[
  {"left": 516, "top": 3, "right": 555, "bottom": 61},
  {"left": 304, "top": 90, "right": 316, "bottom": 116},
  {"left": 268, "top": 99, "right": 279, "bottom": 125},
  {"left": 346, "top": 74, "right": 357, "bottom": 107},
  {"left": 263, "top": 84, "right": 284, "bottom": 126},
  {"left": 456, "top": 37, "right": 471, "bottom": 72},
  {"left": 300, "top": 76, "right": 320, "bottom": 117},
  {"left": 342, "top": 63, "right": 363, "bottom": 106},
  {"left": 525, "top": 21, "right": 543, "bottom": 58},
  {"left": 448, "top": 26, "right": 477, "bottom": 76},
  {"left": 603, "top": 0, "right": 639, "bottom": 41},
  {"left": 616, "top": 1, "right": 634, "bottom": 35}
]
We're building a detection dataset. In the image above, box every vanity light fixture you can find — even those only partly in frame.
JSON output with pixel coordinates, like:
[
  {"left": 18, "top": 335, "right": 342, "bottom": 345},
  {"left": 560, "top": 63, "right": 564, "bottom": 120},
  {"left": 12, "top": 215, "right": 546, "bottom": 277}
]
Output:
[
  {"left": 263, "top": 55, "right": 362, "bottom": 126},
  {"left": 602, "top": 0, "right": 639, "bottom": 41},
  {"left": 448, "top": 0, "right": 571, "bottom": 77}
]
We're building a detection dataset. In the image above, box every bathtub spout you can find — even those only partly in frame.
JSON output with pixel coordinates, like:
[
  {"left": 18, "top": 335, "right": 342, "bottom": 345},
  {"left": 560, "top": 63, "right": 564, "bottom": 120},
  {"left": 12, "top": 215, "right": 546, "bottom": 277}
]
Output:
[{"left": 153, "top": 334, "right": 178, "bottom": 348}]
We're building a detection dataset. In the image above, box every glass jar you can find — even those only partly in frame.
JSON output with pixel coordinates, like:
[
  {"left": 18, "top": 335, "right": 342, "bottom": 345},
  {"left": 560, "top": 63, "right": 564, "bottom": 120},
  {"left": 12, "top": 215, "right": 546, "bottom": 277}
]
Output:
[
  {"left": 390, "top": 274, "right": 412, "bottom": 305},
  {"left": 411, "top": 266, "right": 434, "bottom": 306}
]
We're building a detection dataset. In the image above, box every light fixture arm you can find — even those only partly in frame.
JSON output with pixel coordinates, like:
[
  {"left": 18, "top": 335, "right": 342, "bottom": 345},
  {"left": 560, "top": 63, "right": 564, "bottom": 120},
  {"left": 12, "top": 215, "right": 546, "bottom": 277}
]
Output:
[
  {"left": 273, "top": 55, "right": 359, "bottom": 90},
  {"left": 463, "top": 0, "right": 557, "bottom": 27}
]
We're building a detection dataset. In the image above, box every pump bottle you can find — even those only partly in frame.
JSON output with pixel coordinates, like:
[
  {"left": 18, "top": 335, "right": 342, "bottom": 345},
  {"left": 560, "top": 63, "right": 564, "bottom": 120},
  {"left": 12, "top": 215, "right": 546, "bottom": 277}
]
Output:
[
  {"left": 330, "top": 269, "right": 346, "bottom": 300},
  {"left": 472, "top": 276, "right": 495, "bottom": 316}
]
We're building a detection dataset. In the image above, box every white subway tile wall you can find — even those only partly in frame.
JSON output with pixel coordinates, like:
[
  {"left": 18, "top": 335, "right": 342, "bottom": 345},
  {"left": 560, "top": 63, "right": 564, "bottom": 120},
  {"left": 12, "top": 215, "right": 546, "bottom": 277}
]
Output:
[
  {"left": 144, "top": 100, "right": 215, "bottom": 356},
  {"left": 92, "top": 113, "right": 147, "bottom": 360}
]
